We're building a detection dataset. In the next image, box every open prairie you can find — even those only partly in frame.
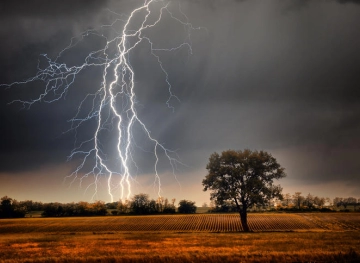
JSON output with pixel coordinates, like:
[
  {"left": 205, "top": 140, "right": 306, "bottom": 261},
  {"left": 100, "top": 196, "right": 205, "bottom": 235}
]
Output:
[{"left": 1, "top": 213, "right": 359, "bottom": 262}]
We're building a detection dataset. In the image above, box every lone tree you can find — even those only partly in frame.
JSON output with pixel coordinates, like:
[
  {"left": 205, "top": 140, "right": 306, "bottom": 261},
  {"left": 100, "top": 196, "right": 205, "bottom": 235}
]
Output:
[{"left": 202, "top": 149, "right": 286, "bottom": 232}]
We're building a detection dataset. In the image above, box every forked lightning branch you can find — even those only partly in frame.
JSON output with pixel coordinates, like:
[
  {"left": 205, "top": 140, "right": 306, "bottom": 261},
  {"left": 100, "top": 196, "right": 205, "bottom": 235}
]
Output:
[{"left": 1, "top": 0, "right": 202, "bottom": 201}]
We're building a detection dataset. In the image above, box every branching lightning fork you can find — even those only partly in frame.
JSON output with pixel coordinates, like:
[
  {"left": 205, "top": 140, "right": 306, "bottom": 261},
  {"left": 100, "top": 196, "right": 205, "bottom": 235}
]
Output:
[{"left": 2, "top": 0, "right": 201, "bottom": 201}]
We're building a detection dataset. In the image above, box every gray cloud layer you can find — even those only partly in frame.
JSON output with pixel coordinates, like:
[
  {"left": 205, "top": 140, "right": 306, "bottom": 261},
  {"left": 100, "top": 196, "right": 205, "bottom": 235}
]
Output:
[{"left": 1, "top": 0, "right": 360, "bottom": 197}]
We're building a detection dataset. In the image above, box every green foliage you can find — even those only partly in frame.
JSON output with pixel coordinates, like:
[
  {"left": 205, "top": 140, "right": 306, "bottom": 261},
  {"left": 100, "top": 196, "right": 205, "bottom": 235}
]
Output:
[
  {"left": 203, "top": 150, "right": 286, "bottom": 209},
  {"left": 292, "top": 192, "right": 304, "bottom": 209},
  {"left": 118, "top": 194, "right": 176, "bottom": 215},
  {"left": 111, "top": 210, "right": 118, "bottom": 215},
  {"left": 161, "top": 198, "right": 176, "bottom": 214},
  {"left": 0, "top": 196, "right": 26, "bottom": 218},
  {"left": 130, "top": 193, "right": 152, "bottom": 214},
  {"left": 41, "top": 201, "right": 108, "bottom": 217},
  {"left": 210, "top": 200, "right": 238, "bottom": 213},
  {"left": 106, "top": 202, "right": 118, "bottom": 209},
  {"left": 178, "top": 200, "right": 197, "bottom": 214},
  {"left": 334, "top": 197, "right": 359, "bottom": 210},
  {"left": 117, "top": 199, "right": 130, "bottom": 214},
  {"left": 162, "top": 207, "right": 176, "bottom": 213},
  {"left": 203, "top": 149, "right": 286, "bottom": 231},
  {"left": 90, "top": 201, "right": 108, "bottom": 215},
  {"left": 34, "top": 194, "right": 177, "bottom": 217}
]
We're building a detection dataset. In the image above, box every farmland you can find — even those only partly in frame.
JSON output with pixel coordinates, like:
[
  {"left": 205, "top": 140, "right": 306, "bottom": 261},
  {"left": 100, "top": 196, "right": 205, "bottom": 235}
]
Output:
[
  {"left": 1, "top": 213, "right": 359, "bottom": 233},
  {"left": 0, "top": 213, "right": 359, "bottom": 262}
]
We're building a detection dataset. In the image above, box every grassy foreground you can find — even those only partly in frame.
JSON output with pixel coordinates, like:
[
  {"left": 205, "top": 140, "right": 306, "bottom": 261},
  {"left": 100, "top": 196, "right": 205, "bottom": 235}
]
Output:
[
  {"left": 1, "top": 214, "right": 359, "bottom": 262},
  {"left": 1, "top": 231, "right": 360, "bottom": 262}
]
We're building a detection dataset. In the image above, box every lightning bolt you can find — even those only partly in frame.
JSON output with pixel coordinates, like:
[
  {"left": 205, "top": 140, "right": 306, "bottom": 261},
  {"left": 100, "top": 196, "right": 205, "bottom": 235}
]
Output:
[{"left": 1, "top": 0, "right": 202, "bottom": 202}]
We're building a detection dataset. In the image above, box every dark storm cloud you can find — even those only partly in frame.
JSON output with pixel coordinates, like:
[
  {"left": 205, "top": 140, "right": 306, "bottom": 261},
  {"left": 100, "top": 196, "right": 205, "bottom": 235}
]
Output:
[
  {"left": 0, "top": 0, "right": 108, "bottom": 17},
  {"left": 0, "top": 0, "right": 110, "bottom": 172},
  {"left": 160, "top": 0, "right": 360, "bottom": 188},
  {"left": 0, "top": 0, "right": 112, "bottom": 63},
  {"left": 337, "top": 0, "right": 360, "bottom": 4},
  {"left": 1, "top": 0, "right": 360, "bottom": 198}
]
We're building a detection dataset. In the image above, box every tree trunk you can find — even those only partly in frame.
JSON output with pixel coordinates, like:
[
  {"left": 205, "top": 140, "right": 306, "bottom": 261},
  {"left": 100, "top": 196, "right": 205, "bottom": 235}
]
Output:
[{"left": 239, "top": 211, "right": 249, "bottom": 232}]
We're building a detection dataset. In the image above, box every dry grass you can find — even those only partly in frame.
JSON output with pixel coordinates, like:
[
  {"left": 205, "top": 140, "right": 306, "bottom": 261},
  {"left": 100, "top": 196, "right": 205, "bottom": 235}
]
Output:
[
  {"left": 0, "top": 213, "right": 359, "bottom": 262},
  {"left": 0, "top": 231, "right": 359, "bottom": 262}
]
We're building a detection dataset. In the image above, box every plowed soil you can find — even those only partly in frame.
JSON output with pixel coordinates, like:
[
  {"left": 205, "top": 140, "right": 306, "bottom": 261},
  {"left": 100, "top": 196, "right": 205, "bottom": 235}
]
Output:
[{"left": 1, "top": 213, "right": 359, "bottom": 233}]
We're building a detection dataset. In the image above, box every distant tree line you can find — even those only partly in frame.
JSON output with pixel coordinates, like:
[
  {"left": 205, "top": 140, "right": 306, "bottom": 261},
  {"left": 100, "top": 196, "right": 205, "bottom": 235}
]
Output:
[
  {"left": 2, "top": 192, "right": 359, "bottom": 218},
  {"left": 276, "top": 192, "right": 331, "bottom": 211},
  {"left": 113, "top": 194, "right": 196, "bottom": 215},
  {"left": 0, "top": 196, "right": 109, "bottom": 218},
  {"left": 0, "top": 196, "right": 28, "bottom": 218},
  {"left": 0, "top": 194, "right": 197, "bottom": 218},
  {"left": 280, "top": 193, "right": 359, "bottom": 212},
  {"left": 41, "top": 201, "right": 108, "bottom": 217},
  {"left": 207, "top": 192, "right": 360, "bottom": 213},
  {"left": 333, "top": 197, "right": 360, "bottom": 211},
  {"left": 114, "top": 193, "right": 178, "bottom": 215}
]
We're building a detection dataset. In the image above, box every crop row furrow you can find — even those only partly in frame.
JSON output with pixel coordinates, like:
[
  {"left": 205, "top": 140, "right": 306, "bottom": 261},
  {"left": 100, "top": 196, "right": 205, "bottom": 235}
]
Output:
[{"left": 1, "top": 213, "right": 359, "bottom": 233}]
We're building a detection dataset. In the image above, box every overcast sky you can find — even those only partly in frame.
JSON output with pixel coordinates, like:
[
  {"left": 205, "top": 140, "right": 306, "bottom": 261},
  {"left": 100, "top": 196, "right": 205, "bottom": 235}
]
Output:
[{"left": 1, "top": 0, "right": 360, "bottom": 205}]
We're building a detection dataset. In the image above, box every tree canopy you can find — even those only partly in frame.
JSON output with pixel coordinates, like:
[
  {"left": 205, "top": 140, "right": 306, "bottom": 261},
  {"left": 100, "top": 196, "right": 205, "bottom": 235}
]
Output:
[
  {"left": 178, "top": 200, "right": 197, "bottom": 214},
  {"left": 202, "top": 149, "right": 286, "bottom": 231}
]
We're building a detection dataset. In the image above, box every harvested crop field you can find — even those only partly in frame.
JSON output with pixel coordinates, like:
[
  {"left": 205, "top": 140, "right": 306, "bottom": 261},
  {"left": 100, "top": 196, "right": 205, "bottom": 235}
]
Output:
[
  {"left": 1, "top": 213, "right": 359, "bottom": 263},
  {"left": 0, "top": 213, "right": 359, "bottom": 233}
]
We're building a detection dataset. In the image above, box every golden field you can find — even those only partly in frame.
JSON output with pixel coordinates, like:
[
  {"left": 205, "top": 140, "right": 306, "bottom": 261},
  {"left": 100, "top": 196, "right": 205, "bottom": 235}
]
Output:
[{"left": 0, "top": 213, "right": 359, "bottom": 262}]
